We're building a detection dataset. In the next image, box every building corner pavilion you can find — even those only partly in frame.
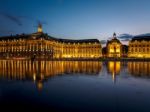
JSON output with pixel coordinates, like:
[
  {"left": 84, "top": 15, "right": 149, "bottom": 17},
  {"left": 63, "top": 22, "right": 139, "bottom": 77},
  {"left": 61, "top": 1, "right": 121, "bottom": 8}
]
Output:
[
  {"left": 128, "top": 35, "right": 150, "bottom": 58},
  {"left": 105, "top": 33, "right": 128, "bottom": 58},
  {"left": 0, "top": 24, "right": 102, "bottom": 59}
]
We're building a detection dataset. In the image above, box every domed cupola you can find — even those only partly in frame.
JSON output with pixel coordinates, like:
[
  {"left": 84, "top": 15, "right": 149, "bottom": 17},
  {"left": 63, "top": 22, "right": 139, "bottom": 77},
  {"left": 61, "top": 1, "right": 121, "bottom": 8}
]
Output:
[{"left": 37, "top": 23, "right": 43, "bottom": 33}]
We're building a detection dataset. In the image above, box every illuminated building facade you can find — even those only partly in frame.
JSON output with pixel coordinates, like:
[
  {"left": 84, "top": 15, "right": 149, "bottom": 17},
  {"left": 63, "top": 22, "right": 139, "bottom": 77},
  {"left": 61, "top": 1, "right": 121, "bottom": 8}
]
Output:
[
  {"left": 106, "top": 33, "right": 122, "bottom": 57},
  {"left": 0, "top": 25, "right": 102, "bottom": 59},
  {"left": 128, "top": 36, "right": 150, "bottom": 58},
  {"left": 105, "top": 33, "right": 128, "bottom": 57}
]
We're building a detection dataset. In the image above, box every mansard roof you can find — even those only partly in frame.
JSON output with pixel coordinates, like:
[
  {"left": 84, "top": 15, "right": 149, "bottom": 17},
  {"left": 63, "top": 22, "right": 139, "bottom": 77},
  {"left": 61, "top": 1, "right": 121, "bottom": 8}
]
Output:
[
  {"left": 131, "top": 36, "right": 150, "bottom": 42},
  {"left": 0, "top": 34, "right": 30, "bottom": 40},
  {"left": 53, "top": 38, "right": 100, "bottom": 43},
  {"left": 0, "top": 32, "right": 100, "bottom": 43},
  {"left": 0, "top": 32, "right": 48, "bottom": 40},
  {"left": 107, "top": 38, "right": 121, "bottom": 45}
]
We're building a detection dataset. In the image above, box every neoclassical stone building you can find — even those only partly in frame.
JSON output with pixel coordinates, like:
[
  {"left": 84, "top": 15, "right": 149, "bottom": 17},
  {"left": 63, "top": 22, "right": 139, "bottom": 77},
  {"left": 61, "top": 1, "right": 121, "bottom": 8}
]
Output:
[
  {"left": 106, "top": 33, "right": 122, "bottom": 57},
  {"left": 128, "top": 36, "right": 150, "bottom": 58},
  {"left": 0, "top": 24, "right": 102, "bottom": 59}
]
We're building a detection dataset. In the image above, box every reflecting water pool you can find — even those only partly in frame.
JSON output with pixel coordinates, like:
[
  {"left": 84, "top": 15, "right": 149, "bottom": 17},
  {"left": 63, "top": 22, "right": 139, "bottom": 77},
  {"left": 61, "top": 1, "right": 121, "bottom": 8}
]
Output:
[{"left": 0, "top": 60, "right": 150, "bottom": 112}]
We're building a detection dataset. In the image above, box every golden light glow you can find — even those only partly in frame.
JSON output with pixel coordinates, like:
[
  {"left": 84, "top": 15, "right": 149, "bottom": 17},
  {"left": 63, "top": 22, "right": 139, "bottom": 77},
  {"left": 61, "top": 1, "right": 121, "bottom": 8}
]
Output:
[
  {"left": 110, "top": 49, "right": 114, "bottom": 53},
  {"left": 33, "top": 74, "right": 36, "bottom": 81},
  {"left": 91, "top": 55, "right": 94, "bottom": 57},
  {"left": 38, "top": 24, "right": 43, "bottom": 33},
  {"left": 138, "top": 54, "right": 143, "bottom": 58},
  {"left": 0, "top": 60, "right": 102, "bottom": 90},
  {"left": 116, "top": 48, "right": 120, "bottom": 53},
  {"left": 128, "top": 62, "right": 150, "bottom": 76},
  {"left": 37, "top": 81, "right": 43, "bottom": 91},
  {"left": 128, "top": 40, "right": 150, "bottom": 58},
  {"left": 108, "top": 61, "right": 121, "bottom": 81},
  {"left": 107, "top": 34, "right": 122, "bottom": 58}
]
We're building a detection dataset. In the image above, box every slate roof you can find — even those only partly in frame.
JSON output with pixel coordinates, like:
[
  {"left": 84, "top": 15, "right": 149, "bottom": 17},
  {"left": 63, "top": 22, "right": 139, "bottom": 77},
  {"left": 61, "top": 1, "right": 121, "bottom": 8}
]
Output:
[
  {"left": 0, "top": 32, "right": 100, "bottom": 43},
  {"left": 131, "top": 36, "right": 150, "bottom": 42}
]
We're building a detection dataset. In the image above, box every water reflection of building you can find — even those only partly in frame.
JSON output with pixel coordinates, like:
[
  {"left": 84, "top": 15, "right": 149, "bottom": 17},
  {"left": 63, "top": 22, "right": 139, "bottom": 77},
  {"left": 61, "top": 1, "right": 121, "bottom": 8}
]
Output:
[
  {"left": 0, "top": 24, "right": 102, "bottom": 59},
  {"left": 128, "top": 62, "right": 150, "bottom": 77},
  {"left": 107, "top": 61, "right": 121, "bottom": 82},
  {"left": 0, "top": 60, "right": 102, "bottom": 90}
]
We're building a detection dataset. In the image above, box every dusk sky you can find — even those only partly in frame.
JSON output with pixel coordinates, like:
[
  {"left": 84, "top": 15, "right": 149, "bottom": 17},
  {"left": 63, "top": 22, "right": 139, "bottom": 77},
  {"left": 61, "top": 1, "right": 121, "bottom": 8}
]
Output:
[{"left": 0, "top": 0, "right": 150, "bottom": 41}]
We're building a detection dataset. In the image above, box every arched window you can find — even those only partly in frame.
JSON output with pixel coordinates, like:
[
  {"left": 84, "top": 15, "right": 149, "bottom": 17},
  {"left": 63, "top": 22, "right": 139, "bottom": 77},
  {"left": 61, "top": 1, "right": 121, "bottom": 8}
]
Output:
[{"left": 147, "top": 48, "right": 149, "bottom": 52}]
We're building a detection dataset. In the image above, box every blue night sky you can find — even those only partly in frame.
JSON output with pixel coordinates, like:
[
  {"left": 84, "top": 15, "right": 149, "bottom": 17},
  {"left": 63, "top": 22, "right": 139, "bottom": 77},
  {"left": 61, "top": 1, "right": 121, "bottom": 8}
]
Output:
[{"left": 0, "top": 0, "right": 150, "bottom": 41}]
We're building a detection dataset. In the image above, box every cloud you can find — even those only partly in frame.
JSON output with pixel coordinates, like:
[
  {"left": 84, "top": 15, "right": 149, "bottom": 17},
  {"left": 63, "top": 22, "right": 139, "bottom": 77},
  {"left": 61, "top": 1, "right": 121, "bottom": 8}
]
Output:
[
  {"left": 0, "top": 12, "right": 48, "bottom": 28},
  {"left": 0, "top": 12, "right": 23, "bottom": 26},
  {"left": 100, "top": 40, "right": 107, "bottom": 44},
  {"left": 118, "top": 34, "right": 133, "bottom": 41}
]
